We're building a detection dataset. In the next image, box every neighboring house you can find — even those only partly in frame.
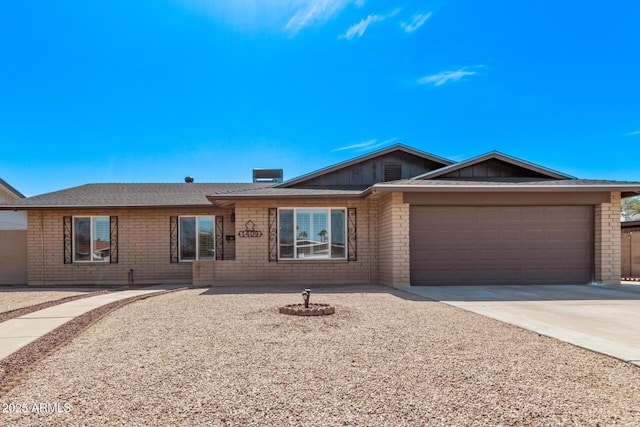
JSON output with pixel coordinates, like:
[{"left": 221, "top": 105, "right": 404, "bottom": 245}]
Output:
[
  {"left": 0, "top": 178, "right": 27, "bottom": 285},
  {"left": 622, "top": 220, "right": 640, "bottom": 279},
  {"left": 1, "top": 144, "right": 640, "bottom": 287}
]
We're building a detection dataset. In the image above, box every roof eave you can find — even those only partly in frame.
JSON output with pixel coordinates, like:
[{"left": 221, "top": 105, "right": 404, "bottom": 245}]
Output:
[
  {"left": 0, "top": 203, "right": 218, "bottom": 210},
  {"left": 371, "top": 184, "right": 640, "bottom": 193},
  {"left": 206, "top": 194, "right": 364, "bottom": 202}
]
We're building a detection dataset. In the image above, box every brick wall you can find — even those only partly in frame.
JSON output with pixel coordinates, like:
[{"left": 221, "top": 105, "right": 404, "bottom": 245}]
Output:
[
  {"left": 193, "top": 198, "right": 377, "bottom": 286},
  {"left": 26, "top": 208, "right": 233, "bottom": 286},
  {"left": 594, "top": 192, "right": 621, "bottom": 284},
  {"left": 377, "top": 192, "right": 410, "bottom": 286}
]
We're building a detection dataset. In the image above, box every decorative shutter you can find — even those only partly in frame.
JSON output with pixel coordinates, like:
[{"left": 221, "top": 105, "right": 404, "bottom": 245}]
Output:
[
  {"left": 170, "top": 216, "right": 179, "bottom": 263},
  {"left": 109, "top": 216, "right": 118, "bottom": 264},
  {"left": 347, "top": 208, "right": 357, "bottom": 261},
  {"left": 215, "top": 216, "right": 224, "bottom": 260},
  {"left": 268, "top": 208, "right": 278, "bottom": 262},
  {"left": 63, "top": 216, "right": 72, "bottom": 264}
]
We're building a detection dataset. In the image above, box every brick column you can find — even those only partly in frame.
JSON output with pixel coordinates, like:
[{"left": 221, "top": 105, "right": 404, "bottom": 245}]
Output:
[
  {"left": 594, "top": 192, "right": 621, "bottom": 284},
  {"left": 378, "top": 192, "right": 410, "bottom": 286}
]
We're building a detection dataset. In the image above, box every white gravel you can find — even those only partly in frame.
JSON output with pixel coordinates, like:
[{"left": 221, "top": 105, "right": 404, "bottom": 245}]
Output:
[
  {"left": 0, "top": 288, "right": 94, "bottom": 314},
  {"left": 1, "top": 285, "right": 639, "bottom": 426}
]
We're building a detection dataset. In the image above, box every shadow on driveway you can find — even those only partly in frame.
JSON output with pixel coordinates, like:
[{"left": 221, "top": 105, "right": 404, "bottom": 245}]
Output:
[{"left": 405, "top": 283, "right": 640, "bottom": 302}]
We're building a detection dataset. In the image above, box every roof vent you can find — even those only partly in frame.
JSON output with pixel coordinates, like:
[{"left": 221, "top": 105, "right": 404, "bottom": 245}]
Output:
[
  {"left": 184, "top": 176, "right": 194, "bottom": 183},
  {"left": 383, "top": 163, "right": 402, "bottom": 182},
  {"left": 253, "top": 169, "right": 283, "bottom": 183}
]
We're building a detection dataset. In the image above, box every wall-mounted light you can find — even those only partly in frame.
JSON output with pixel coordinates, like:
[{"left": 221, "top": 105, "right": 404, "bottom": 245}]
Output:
[{"left": 231, "top": 212, "right": 235, "bottom": 223}]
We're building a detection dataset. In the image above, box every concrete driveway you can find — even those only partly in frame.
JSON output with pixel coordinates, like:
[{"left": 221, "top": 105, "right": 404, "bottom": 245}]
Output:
[{"left": 404, "top": 284, "right": 640, "bottom": 367}]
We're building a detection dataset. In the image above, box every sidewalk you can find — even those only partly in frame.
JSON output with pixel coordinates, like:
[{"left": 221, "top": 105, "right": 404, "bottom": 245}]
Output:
[{"left": 0, "top": 285, "right": 184, "bottom": 361}]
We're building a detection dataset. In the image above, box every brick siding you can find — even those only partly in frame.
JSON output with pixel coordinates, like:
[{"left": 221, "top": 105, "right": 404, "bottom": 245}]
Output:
[
  {"left": 376, "top": 192, "right": 410, "bottom": 286},
  {"left": 193, "top": 199, "right": 376, "bottom": 286},
  {"left": 594, "top": 192, "right": 621, "bottom": 284},
  {"left": 26, "top": 208, "right": 233, "bottom": 286}
]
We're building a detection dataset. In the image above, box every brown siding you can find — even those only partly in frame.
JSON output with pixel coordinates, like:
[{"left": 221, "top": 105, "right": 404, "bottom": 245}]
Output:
[
  {"left": 291, "top": 152, "right": 445, "bottom": 189},
  {"left": 622, "top": 229, "right": 640, "bottom": 278},
  {"left": 404, "top": 192, "right": 611, "bottom": 206},
  {"left": 438, "top": 159, "right": 551, "bottom": 179},
  {"left": 0, "top": 230, "right": 27, "bottom": 285}
]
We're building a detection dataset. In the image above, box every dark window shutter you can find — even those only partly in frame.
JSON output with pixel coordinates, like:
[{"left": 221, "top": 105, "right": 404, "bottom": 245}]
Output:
[
  {"left": 347, "top": 208, "right": 357, "bottom": 261},
  {"left": 268, "top": 208, "right": 278, "bottom": 262},
  {"left": 215, "top": 216, "right": 224, "bottom": 260},
  {"left": 63, "top": 216, "right": 72, "bottom": 264},
  {"left": 170, "top": 216, "right": 178, "bottom": 263},
  {"left": 109, "top": 216, "right": 118, "bottom": 264}
]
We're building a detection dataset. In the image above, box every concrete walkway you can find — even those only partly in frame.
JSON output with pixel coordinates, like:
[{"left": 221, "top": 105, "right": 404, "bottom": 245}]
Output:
[
  {"left": 0, "top": 285, "right": 183, "bottom": 361},
  {"left": 404, "top": 284, "right": 640, "bottom": 367}
]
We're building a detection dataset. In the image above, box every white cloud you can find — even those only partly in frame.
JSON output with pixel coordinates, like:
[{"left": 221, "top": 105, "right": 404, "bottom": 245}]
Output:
[
  {"left": 177, "top": 0, "right": 361, "bottom": 35},
  {"left": 418, "top": 66, "right": 482, "bottom": 86},
  {"left": 286, "top": 0, "right": 360, "bottom": 35},
  {"left": 333, "top": 137, "right": 398, "bottom": 152},
  {"left": 401, "top": 12, "right": 431, "bottom": 33},
  {"left": 339, "top": 8, "right": 400, "bottom": 39},
  {"left": 625, "top": 130, "right": 640, "bottom": 136},
  {"left": 339, "top": 14, "right": 384, "bottom": 39}
]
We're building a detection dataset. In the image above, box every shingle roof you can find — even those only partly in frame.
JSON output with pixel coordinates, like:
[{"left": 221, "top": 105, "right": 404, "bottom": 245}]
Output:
[
  {"left": 5, "top": 178, "right": 640, "bottom": 210},
  {"left": 0, "top": 183, "right": 273, "bottom": 209}
]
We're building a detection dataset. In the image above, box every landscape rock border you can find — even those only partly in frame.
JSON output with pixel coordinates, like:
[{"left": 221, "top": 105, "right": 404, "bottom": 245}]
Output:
[{"left": 279, "top": 303, "right": 335, "bottom": 316}]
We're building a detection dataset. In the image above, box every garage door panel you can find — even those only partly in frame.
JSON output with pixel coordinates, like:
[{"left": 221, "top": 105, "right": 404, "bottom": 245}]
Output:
[
  {"left": 410, "top": 206, "right": 593, "bottom": 285},
  {"left": 523, "top": 209, "right": 545, "bottom": 221}
]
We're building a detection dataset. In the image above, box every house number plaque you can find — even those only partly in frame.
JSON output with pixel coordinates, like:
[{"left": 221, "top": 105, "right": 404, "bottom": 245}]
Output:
[{"left": 237, "top": 220, "right": 263, "bottom": 238}]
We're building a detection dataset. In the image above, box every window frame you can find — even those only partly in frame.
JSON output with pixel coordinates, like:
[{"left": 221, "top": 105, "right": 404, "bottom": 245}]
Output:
[
  {"left": 72, "top": 216, "right": 111, "bottom": 263},
  {"left": 277, "top": 207, "right": 347, "bottom": 261},
  {"left": 178, "top": 215, "right": 216, "bottom": 262}
]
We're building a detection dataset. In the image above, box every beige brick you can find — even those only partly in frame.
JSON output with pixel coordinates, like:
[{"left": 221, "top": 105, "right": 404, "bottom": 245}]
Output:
[{"left": 594, "top": 192, "right": 622, "bottom": 284}]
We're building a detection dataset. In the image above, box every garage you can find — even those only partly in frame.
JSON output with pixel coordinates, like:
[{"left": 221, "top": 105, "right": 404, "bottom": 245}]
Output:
[{"left": 410, "top": 205, "right": 594, "bottom": 285}]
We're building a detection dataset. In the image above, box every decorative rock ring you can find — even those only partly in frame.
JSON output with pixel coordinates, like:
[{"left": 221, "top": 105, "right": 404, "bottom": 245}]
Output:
[{"left": 279, "top": 303, "right": 335, "bottom": 316}]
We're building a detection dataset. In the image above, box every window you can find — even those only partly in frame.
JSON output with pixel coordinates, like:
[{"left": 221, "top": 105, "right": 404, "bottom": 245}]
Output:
[
  {"left": 179, "top": 216, "right": 215, "bottom": 261},
  {"left": 73, "top": 216, "right": 110, "bottom": 262},
  {"left": 278, "top": 208, "right": 346, "bottom": 260}
]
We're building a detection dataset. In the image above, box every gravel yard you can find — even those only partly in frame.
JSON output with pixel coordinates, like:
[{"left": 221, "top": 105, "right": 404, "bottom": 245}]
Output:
[
  {"left": 0, "top": 288, "right": 95, "bottom": 314},
  {"left": 1, "top": 285, "right": 639, "bottom": 426}
]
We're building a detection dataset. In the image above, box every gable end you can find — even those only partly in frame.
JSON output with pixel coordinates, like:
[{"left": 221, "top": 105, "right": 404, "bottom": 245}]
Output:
[{"left": 438, "top": 158, "right": 556, "bottom": 180}]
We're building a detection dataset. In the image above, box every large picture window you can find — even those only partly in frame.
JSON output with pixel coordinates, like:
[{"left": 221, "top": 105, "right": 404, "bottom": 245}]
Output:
[
  {"left": 179, "top": 216, "right": 215, "bottom": 261},
  {"left": 278, "top": 208, "right": 346, "bottom": 260},
  {"left": 73, "top": 216, "right": 110, "bottom": 262}
]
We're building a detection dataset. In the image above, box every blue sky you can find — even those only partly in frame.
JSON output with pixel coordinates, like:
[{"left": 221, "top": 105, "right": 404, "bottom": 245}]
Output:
[{"left": 1, "top": 1, "right": 639, "bottom": 196}]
